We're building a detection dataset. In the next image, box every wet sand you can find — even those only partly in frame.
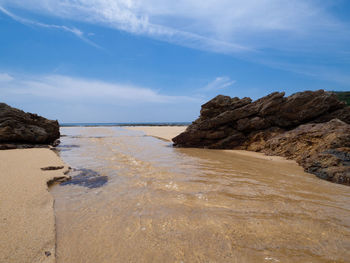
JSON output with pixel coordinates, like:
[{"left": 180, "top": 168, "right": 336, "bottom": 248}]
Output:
[
  {"left": 52, "top": 127, "right": 350, "bottom": 262},
  {"left": 126, "top": 126, "right": 187, "bottom": 141},
  {"left": 126, "top": 126, "right": 294, "bottom": 163},
  {"left": 0, "top": 148, "right": 70, "bottom": 263}
]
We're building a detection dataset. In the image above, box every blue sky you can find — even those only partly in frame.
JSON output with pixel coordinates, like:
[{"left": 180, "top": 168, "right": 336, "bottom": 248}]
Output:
[{"left": 0, "top": 0, "right": 350, "bottom": 123}]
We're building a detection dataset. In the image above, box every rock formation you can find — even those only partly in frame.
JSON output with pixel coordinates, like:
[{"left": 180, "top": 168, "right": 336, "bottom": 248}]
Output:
[
  {"left": 173, "top": 90, "right": 350, "bottom": 185},
  {"left": 0, "top": 103, "right": 60, "bottom": 149}
]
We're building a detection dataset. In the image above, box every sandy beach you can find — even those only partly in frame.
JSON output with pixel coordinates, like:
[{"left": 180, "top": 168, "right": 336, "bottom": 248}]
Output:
[
  {"left": 1, "top": 126, "right": 350, "bottom": 262},
  {"left": 0, "top": 126, "right": 185, "bottom": 263},
  {"left": 2, "top": 1, "right": 350, "bottom": 261},
  {"left": 0, "top": 148, "right": 70, "bottom": 263}
]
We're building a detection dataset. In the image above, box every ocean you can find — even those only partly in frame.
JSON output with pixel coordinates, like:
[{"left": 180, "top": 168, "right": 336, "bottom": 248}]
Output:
[{"left": 60, "top": 122, "right": 191, "bottom": 127}]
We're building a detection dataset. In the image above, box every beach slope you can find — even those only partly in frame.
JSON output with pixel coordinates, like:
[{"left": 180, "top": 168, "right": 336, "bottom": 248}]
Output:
[{"left": 0, "top": 148, "right": 69, "bottom": 263}]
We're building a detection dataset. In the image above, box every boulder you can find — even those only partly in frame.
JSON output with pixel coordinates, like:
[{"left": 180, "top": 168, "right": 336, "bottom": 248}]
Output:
[
  {"left": 173, "top": 90, "right": 350, "bottom": 185},
  {"left": 0, "top": 103, "right": 60, "bottom": 149}
]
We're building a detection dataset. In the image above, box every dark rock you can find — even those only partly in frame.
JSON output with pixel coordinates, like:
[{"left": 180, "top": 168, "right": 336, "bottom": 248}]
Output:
[
  {"left": 47, "top": 176, "right": 71, "bottom": 187},
  {"left": 263, "top": 119, "right": 350, "bottom": 184},
  {"left": 312, "top": 107, "right": 350, "bottom": 124},
  {"left": 269, "top": 90, "right": 345, "bottom": 127},
  {"left": 236, "top": 117, "right": 269, "bottom": 132},
  {"left": 52, "top": 139, "right": 61, "bottom": 147},
  {"left": 0, "top": 144, "right": 17, "bottom": 150},
  {"left": 0, "top": 143, "right": 50, "bottom": 150},
  {"left": 41, "top": 166, "right": 64, "bottom": 171},
  {"left": 200, "top": 95, "right": 252, "bottom": 119},
  {"left": 173, "top": 90, "right": 350, "bottom": 186},
  {"left": 60, "top": 168, "right": 108, "bottom": 188},
  {"left": 210, "top": 131, "right": 245, "bottom": 149},
  {"left": 0, "top": 103, "right": 60, "bottom": 148}
]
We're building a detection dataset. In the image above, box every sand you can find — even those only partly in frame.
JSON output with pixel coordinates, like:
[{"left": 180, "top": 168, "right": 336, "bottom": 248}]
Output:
[
  {"left": 126, "top": 126, "right": 295, "bottom": 163},
  {"left": 0, "top": 126, "right": 300, "bottom": 262},
  {"left": 126, "top": 126, "right": 187, "bottom": 141},
  {"left": 0, "top": 148, "right": 70, "bottom": 263}
]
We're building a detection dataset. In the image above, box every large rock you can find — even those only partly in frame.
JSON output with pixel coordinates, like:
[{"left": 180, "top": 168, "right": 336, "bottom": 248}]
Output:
[
  {"left": 173, "top": 90, "right": 350, "bottom": 185},
  {"left": 263, "top": 119, "right": 350, "bottom": 185},
  {"left": 0, "top": 103, "right": 60, "bottom": 149}
]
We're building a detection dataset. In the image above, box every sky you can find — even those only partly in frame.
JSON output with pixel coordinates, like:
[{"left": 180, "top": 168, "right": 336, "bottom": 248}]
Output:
[{"left": 0, "top": 0, "right": 350, "bottom": 123}]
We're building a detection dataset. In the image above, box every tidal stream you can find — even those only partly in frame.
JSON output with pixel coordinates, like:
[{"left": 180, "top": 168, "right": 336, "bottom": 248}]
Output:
[{"left": 51, "top": 127, "right": 350, "bottom": 262}]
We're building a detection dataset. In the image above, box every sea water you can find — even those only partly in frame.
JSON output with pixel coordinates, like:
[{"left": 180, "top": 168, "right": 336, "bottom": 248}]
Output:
[{"left": 51, "top": 127, "right": 350, "bottom": 262}]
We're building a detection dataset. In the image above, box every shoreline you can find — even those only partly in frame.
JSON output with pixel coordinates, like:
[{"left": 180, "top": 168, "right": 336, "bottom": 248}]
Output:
[
  {"left": 0, "top": 126, "right": 332, "bottom": 262},
  {"left": 0, "top": 148, "right": 70, "bottom": 263},
  {"left": 126, "top": 126, "right": 188, "bottom": 142},
  {"left": 60, "top": 123, "right": 190, "bottom": 127},
  {"left": 125, "top": 126, "right": 297, "bottom": 164}
]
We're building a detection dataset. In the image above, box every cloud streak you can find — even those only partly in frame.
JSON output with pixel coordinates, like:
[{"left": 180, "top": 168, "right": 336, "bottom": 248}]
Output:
[
  {"left": 0, "top": 73, "right": 13, "bottom": 82},
  {"left": 202, "top": 77, "right": 236, "bottom": 91},
  {"left": 0, "top": 6, "right": 100, "bottom": 49},
  {"left": 0, "top": 1, "right": 349, "bottom": 85},
  {"left": 0, "top": 71, "right": 204, "bottom": 122},
  {"left": 0, "top": 72, "right": 199, "bottom": 104},
  {"left": 1, "top": 0, "right": 348, "bottom": 54}
]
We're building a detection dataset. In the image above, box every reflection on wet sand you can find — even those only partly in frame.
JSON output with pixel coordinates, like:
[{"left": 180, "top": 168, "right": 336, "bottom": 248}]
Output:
[{"left": 51, "top": 127, "right": 350, "bottom": 263}]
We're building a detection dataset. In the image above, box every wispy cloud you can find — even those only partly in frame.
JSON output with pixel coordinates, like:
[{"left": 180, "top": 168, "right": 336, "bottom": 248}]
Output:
[
  {"left": 0, "top": 73, "right": 199, "bottom": 104},
  {"left": 0, "top": 71, "right": 204, "bottom": 122},
  {"left": 202, "top": 76, "right": 236, "bottom": 91},
  {"left": 0, "top": 72, "right": 14, "bottom": 82},
  {"left": 1, "top": 0, "right": 348, "bottom": 54},
  {"left": 0, "top": 6, "right": 100, "bottom": 49},
  {"left": 1, "top": 1, "right": 349, "bottom": 85}
]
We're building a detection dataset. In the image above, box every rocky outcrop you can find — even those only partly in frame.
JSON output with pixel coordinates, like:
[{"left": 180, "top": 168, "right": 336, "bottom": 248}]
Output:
[
  {"left": 173, "top": 90, "right": 350, "bottom": 185},
  {"left": 0, "top": 103, "right": 60, "bottom": 149},
  {"left": 263, "top": 119, "right": 350, "bottom": 184}
]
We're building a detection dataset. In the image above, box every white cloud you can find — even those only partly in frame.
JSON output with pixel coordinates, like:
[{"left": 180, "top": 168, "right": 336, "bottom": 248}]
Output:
[
  {"left": 0, "top": 72, "right": 204, "bottom": 122},
  {"left": 0, "top": 1, "right": 349, "bottom": 85},
  {"left": 0, "top": 73, "right": 199, "bottom": 104},
  {"left": 0, "top": 73, "right": 14, "bottom": 82},
  {"left": 202, "top": 77, "right": 236, "bottom": 91},
  {"left": 0, "top": 6, "right": 100, "bottom": 49},
  {"left": 1, "top": 0, "right": 347, "bottom": 54}
]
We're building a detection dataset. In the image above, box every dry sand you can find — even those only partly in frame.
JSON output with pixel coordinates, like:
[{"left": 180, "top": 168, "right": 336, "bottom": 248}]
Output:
[
  {"left": 0, "top": 148, "right": 70, "bottom": 263},
  {"left": 126, "top": 126, "right": 295, "bottom": 163}
]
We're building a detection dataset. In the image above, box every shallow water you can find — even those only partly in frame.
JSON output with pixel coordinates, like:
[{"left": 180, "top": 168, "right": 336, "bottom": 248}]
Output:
[{"left": 52, "top": 127, "right": 350, "bottom": 263}]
